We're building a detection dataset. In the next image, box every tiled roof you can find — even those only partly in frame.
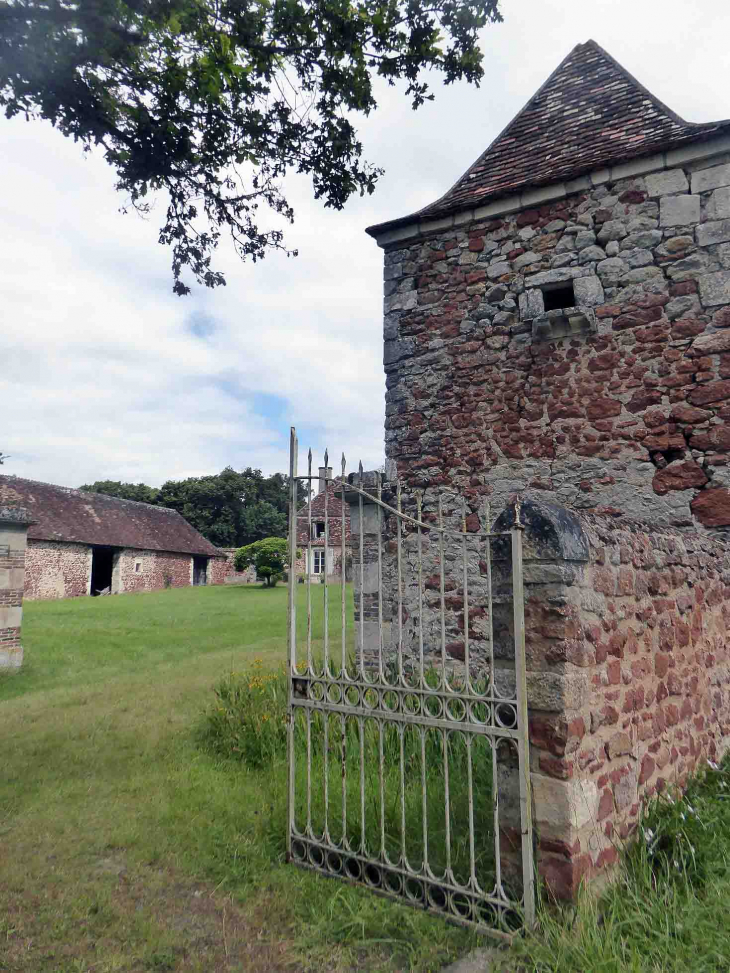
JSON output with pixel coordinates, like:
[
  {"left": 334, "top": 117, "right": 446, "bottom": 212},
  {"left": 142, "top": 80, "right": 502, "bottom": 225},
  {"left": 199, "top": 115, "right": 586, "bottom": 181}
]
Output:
[
  {"left": 367, "top": 40, "right": 730, "bottom": 236},
  {"left": 0, "top": 475, "right": 223, "bottom": 557}
]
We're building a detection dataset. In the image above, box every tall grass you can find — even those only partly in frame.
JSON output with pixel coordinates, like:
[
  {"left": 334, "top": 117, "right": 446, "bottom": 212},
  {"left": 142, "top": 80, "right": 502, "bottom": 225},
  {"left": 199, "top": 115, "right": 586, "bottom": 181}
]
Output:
[
  {"left": 201, "top": 663, "right": 499, "bottom": 903},
  {"left": 510, "top": 758, "right": 730, "bottom": 973}
]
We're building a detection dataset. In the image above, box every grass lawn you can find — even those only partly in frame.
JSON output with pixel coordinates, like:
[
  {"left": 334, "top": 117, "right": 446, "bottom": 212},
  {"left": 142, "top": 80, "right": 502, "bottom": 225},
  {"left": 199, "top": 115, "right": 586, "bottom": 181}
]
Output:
[
  {"left": 5, "top": 584, "right": 730, "bottom": 973},
  {"left": 0, "top": 585, "right": 477, "bottom": 972}
]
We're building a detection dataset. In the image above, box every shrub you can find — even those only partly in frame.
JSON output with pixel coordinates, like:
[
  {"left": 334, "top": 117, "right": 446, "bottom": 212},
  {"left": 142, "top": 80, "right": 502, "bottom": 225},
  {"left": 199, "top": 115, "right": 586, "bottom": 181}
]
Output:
[
  {"left": 233, "top": 537, "right": 296, "bottom": 587},
  {"left": 201, "top": 661, "right": 288, "bottom": 768}
]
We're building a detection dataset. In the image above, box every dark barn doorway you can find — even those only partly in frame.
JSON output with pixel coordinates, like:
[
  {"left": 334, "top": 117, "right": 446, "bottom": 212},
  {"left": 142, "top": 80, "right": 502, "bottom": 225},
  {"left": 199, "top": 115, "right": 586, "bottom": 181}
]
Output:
[
  {"left": 193, "top": 556, "right": 208, "bottom": 586},
  {"left": 90, "top": 546, "right": 116, "bottom": 595}
]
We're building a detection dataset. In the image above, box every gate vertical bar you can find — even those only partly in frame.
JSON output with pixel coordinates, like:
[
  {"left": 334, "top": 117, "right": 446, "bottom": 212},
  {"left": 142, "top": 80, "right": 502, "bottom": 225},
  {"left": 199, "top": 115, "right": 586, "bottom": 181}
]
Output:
[
  {"left": 287, "top": 426, "right": 298, "bottom": 862},
  {"left": 511, "top": 505, "right": 535, "bottom": 927}
]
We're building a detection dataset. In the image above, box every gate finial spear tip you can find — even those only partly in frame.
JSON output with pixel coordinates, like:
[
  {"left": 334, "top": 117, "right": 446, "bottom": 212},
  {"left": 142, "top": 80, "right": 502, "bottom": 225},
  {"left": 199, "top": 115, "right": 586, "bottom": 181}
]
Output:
[
  {"left": 341, "top": 452, "right": 346, "bottom": 473},
  {"left": 324, "top": 448, "right": 329, "bottom": 468}
]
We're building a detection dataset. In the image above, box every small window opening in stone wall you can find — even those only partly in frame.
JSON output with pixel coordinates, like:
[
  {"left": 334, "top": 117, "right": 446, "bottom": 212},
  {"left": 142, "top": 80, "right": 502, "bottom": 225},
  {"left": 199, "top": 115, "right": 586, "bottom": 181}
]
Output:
[
  {"left": 315, "top": 522, "right": 326, "bottom": 538},
  {"left": 135, "top": 561, "right": 141, "bottom": 573},
  {"left": 541, "top": 281, "right": 575, "bottom": 311}
]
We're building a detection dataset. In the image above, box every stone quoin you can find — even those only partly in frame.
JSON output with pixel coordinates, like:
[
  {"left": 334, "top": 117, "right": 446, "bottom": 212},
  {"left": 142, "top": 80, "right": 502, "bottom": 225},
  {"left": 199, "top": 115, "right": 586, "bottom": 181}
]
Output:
[{"left": 361, "top": 40, "right": 730, "bottom": 899}]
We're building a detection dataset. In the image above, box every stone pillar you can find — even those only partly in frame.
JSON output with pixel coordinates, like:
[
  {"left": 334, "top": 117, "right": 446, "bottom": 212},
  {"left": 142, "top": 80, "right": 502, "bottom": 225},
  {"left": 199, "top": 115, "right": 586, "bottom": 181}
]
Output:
[
  {"left": 493, "top": 500, "right": 596, "bottom": 900},
  {"left": 344, "top": 472, "right": 389, "bottom": 669},
  {"left": 0, "top": 507, "right": 34, "bottom": 668}
]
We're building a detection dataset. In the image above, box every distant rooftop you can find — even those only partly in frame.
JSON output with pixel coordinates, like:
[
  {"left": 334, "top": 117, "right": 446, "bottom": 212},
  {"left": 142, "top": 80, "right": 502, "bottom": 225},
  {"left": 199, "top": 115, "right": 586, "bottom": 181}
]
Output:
[
  {"left": 0, "top": 475, "right": 222, "bottom": 557},
  {"left": 367, "top": 40, "right": 730, "bottom": 237}
]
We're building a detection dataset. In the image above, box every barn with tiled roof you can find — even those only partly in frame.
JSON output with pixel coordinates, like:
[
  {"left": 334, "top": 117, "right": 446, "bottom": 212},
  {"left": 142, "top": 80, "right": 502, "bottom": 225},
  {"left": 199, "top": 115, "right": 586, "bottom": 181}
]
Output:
[{"left": 0, "top": 475, "right": 227, "bottom": 599}]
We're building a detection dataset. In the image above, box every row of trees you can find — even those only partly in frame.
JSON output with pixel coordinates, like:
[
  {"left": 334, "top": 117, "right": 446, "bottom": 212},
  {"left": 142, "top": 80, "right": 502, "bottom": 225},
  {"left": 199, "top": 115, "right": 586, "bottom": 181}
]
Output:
[{"left": 81, "top": 467, "right": 307, "bottom": 548}]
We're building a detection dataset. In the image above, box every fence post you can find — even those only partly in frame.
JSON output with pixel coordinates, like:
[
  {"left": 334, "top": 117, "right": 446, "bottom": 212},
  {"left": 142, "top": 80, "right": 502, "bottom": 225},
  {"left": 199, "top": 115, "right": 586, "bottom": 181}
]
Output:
[{"left": 0, "top": 506, "right": 34, "bottom": 668}]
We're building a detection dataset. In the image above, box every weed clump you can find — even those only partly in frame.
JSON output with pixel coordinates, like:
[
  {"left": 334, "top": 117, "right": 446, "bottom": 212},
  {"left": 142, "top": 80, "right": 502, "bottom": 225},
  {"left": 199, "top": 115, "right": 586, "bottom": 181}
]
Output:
[{"left": 201, "top": 660, "right": 288, "bottom": 768}]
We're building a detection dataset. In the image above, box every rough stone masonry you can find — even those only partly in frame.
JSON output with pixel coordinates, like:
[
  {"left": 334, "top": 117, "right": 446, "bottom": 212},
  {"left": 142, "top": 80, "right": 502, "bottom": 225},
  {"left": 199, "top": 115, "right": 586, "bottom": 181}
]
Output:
[
  {"left": 0, "top": 507, "right": 33, "bottom": 668},
  {"left": 362, "top": 40, "right": 730, "bottom": 898}
]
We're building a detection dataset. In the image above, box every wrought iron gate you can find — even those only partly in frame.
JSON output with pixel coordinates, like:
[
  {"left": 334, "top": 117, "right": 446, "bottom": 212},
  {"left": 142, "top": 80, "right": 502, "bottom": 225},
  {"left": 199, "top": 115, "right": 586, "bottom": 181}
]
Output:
[{"left": 286, "top": 429, "right": 535, "bottom": 937}]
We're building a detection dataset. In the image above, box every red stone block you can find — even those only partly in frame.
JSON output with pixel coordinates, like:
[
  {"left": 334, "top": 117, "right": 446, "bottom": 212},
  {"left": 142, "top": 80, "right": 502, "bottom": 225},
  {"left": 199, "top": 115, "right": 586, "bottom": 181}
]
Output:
[
  {"left": 652, "top": 461, "right": 708, "bottom": 495},
  {"left": 598, "top": 789, "right": 614, "bottom": 821},
  {"left": 613, "top": 306, "right": 663, "bottom": 331},
  {"left": 689, "top": 380, "right": 730, "bottom": 406},
  {"left": 691, "top": 489, "right": 730, "bottom": 527}
]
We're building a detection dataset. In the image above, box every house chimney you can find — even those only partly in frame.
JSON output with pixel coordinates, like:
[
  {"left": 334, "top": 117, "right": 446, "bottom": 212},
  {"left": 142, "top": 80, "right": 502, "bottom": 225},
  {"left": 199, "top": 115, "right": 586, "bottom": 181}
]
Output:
[{"left": 318, "top": 466, "right": 332, "bottom": 494}]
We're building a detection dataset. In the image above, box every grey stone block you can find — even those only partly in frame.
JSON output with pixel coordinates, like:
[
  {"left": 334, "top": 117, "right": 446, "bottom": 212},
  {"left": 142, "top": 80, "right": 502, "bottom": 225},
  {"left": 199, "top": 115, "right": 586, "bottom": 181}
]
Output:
[
  {"left": 579, "top": 245, "right": 606, "bottom": 264},
  {"left": 532, "top": 775, "right": 600, "bottom": 831},
  {"left": 624, "top": 248, "right": 654, "bottom": 269},
  {"left": 707, "top": 187, "right": 730, "bottom": 221},
  {"left": 525, "top": 266, "right": 583, "bottom": 288},
  {"left": 621, "top": 229, "right": 663, "bottom": 250},
  {"left": 573, "top": 275, "right": 605, "bottom": 307},
  {"left": 513, "top": 250, "right": 540, "bottom": 270},
  {"left": 596, "top": 220, "right": 628, "bottom": 243},
  {"left": 575, "top": 230, "right": 597, "bottom": 249},
  {"left": 487, "top": 262, "right": 511, "bottom": 280},
  {"left": 520, "top": 288, "right": 545, "bottom": 318},
  {"left": 666, "top": 253, "right": 719, "bottom": 280},
  {"left": 645, "top": 168, "right": 689, "bottom": 198},
  {"left": 660, "top": 194, "right": 700, "bottom": 226},
  {"left": 383, "top": 338, "right": 415, "bottom": 365},
  {"left": 696, "top": 219, "right": 730, "bottom": 247},
  {"left": 620, "top": 267, "right": 664, "bottom": 284},
  {"left": 665, "top": 295, "right": 700, "bottom": 320},
  {"left": 597, "top": 256, "right": 628, "bottom": 279},
  {"left": 526, "top": 670, "right": 589, "bottom": 711},
  {"left": 699, "top": 270, "right": 730, "bottom": 307},
  {"left": 691, "top": 163, "right": 730, "bottom": 193}
]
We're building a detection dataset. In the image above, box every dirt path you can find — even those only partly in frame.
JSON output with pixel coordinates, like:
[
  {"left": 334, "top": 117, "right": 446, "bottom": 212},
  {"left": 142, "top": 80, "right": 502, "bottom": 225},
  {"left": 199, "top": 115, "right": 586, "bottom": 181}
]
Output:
[{"left": 2, "top": 855, "right": 306, "bottom": 973}]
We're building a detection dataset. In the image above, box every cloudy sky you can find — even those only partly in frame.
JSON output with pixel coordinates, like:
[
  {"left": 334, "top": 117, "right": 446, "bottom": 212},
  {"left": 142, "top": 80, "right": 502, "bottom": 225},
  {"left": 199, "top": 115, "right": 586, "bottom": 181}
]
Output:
[{"left": 2, "top": 0, "right": 729, "bottom": 488}]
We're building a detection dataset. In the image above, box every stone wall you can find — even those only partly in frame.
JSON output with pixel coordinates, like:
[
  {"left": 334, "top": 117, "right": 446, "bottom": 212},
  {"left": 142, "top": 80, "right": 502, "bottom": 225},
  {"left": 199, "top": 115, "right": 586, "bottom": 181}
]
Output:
[
  {"left": 492, "top": 501, "right": 730, "bottom": 897},
  {"left": 372, "top": 141, "right": 730, "bottom": 898},
  {"left": 210, "top": 552, "right": 235, "bottom": 584},
  {"left": 115, "top": 549, "right": 193, "bottom": 593},
  {"left": 24, "top": 541, "right": 228, "bottom": 599},
  {"left": 0, "top": 507, "right": 33, "bottom": 667},
  {"left": 382, "top": 153, "right": 730, "bottom": 531},
  {"left": 25, "top": 539, "right": 91, "bottom": 600}
]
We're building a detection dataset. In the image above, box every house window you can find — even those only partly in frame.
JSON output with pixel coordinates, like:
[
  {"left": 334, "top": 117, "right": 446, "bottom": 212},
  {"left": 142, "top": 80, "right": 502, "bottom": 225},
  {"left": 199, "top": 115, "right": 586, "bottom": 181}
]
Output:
[
  {"left": 315, "top": 522, "right": 326, "bottom": 538},
  {"left": 541, "top": 282, "right": 575, "bottom": 311},
  {"left": 313, "top": 550, "right": 326, "bottom": 574},
  {"left": 134, "top": 561, "right": 142, "bottom": 573}
]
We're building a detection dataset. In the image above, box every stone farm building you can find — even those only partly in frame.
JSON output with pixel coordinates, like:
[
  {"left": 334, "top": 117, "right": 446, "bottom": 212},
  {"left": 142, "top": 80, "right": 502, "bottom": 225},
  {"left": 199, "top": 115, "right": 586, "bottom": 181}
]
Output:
[
  {"left": 363, "top": 40, "right": 730, "bottom": 897},
  {"left": 0, "top": 475, "right": 228, "bottom": 600},
  {"left": 295, "top": 467, "right": 351, "bottom": 580}
]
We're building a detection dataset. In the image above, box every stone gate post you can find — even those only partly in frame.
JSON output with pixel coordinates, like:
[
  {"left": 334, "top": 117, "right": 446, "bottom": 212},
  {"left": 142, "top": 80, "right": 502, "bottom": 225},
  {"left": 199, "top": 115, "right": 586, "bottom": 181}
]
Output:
[{"left": 0, "top": 506, "right": 34, "bottom": 668}]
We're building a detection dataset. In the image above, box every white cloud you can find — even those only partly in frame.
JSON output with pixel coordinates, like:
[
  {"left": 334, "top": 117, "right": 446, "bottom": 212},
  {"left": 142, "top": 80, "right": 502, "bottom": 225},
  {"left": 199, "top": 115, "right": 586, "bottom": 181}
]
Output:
[{"left": 2, "top": 0, "right": 729, "bottom": 488}]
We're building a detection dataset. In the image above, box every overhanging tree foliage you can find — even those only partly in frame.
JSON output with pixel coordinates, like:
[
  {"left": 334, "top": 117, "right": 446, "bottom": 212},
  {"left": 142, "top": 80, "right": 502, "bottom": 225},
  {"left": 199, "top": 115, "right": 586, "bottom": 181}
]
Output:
[{"left": 0, "top": 0, "right": 501, "bottom": 293}]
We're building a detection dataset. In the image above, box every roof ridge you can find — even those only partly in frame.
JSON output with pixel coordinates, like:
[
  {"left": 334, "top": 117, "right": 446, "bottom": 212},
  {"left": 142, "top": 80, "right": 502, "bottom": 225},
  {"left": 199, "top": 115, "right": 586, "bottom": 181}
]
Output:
[{"left": 0, "top": 473, "right": 177, "bottom": 515}]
